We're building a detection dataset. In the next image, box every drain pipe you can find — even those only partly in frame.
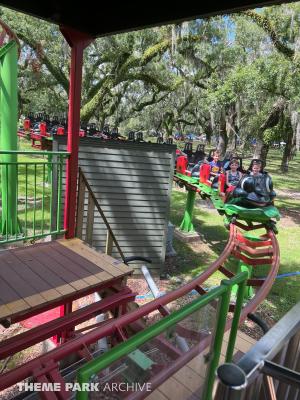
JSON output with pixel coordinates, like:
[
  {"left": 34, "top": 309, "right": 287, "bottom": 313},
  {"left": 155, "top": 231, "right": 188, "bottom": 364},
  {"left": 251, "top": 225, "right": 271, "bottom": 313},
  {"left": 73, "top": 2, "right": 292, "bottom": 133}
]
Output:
[{"left": 141, "top": 265, "right": 189, "bottom": 352}]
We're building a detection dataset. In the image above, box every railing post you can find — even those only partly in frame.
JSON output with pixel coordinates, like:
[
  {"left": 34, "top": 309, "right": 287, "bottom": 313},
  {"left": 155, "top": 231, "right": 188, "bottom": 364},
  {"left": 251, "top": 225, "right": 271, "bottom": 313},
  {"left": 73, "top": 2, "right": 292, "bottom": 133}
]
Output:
[
  {"left": 105, "top": 230, "right": 113, "bottom": 256},
  {"left": 60, "top": 28, "right": 93, "bottom": 239},
  {"left": 202, "top": 280, "right": 232, "bottom": 400},
  {"left": 225, "top": 276, "right": 247, "bottom": 363},
  {"left": 86, "top": 192, "right": 95, "bottom": 246},
  {"left": 0, "top": 41, "right": 18, "bottom": 235},
  {"left": 75, "top": 169, "right": 85, "bottom": 239},
  {"left": 215, "top": 363, "right": 247, "bottom": 400}
]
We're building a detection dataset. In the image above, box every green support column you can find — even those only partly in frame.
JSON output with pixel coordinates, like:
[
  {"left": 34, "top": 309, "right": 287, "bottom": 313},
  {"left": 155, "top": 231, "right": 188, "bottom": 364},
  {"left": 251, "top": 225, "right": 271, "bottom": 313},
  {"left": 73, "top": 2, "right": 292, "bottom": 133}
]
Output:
[
  {"left": 232, "top": 233, "right": 261, "bottom": 299},
  {"left": 179, "top": 189, "right": 196, "bottom": 232},
  {"left": 232, "top": 260, "right": 254, "bottom": 299},
  {"left": 0, "top": 41, "right": 18, "bottom": 235}
]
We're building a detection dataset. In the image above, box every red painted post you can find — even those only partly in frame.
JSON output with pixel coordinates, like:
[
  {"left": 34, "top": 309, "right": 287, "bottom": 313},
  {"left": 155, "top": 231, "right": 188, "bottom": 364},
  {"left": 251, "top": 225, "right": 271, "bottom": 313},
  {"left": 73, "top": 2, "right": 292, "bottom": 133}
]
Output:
[{"left": 60, "top": 27, "right": 93, "bottom": 239}]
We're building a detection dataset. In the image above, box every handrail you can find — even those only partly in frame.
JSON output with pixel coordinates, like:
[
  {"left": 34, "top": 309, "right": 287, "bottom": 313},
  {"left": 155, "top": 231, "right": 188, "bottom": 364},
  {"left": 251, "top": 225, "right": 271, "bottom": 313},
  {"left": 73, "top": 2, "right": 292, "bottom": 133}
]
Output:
[
  {"left": 0, "top": 150, "right": 70, "bottom": 156},
  {"left": 76, "top": 167, "right": 125, "bottom": 261},
  {"left": 76, "top": 272, "right": 248, "bottom": 400},
  {"left": 215, "top": 300, "right": 300, "bottom": 399}
]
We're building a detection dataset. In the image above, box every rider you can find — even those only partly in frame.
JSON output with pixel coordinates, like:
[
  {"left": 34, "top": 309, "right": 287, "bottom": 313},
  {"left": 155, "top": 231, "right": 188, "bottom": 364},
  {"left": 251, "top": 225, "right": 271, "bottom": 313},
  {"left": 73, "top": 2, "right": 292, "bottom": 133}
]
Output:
[
  {"left": 209, "top": 150, "right": 223, "bottom": 188},
  {"left": 248, "top": 159, "right": 263, "bottom": 176},
  {"left": 226, "top": 158, "right": 243, "bottom": 193}
]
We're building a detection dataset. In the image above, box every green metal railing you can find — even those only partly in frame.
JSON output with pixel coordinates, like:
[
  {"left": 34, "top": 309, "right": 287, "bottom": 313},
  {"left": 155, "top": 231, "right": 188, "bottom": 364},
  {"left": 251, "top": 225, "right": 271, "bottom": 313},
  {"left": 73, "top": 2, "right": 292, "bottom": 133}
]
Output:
[
  {"left": 0, "top": 150, "right": 69, "bottom": 244},
  {"left": 76, "top": 272, "right": 247, "bottom": 400}
]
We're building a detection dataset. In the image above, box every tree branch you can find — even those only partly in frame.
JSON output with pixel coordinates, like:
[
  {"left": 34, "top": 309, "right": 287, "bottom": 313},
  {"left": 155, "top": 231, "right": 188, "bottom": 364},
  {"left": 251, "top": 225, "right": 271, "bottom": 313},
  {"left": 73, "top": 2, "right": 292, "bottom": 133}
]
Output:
[
  {"left": 17, "top": 31, "right": 69, "bottom": 93},
  {"left": 243, "top": 10, "right": 294, "bottom": 59}
]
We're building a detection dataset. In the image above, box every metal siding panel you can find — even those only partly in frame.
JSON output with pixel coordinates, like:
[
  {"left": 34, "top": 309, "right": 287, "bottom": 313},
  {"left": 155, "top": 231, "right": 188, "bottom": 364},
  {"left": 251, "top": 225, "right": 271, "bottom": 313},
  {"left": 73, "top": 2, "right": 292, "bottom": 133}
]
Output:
[{"left": 55, "top": 138, "right": 175, "bottom": 273}]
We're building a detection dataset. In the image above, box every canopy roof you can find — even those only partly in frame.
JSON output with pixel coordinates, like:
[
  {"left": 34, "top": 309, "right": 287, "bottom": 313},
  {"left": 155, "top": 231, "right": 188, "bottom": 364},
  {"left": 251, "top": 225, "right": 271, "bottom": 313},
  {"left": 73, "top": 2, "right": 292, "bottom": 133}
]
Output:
[{"left": 0, "top": 0, "right": 293, "bottom": 37}]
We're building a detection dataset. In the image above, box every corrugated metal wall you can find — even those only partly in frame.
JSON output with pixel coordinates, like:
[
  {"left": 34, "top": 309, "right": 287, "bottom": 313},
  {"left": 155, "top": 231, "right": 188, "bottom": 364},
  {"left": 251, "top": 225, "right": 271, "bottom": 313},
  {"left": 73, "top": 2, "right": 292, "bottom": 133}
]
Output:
[{"left": 54, "top": 137, "right": 176, "bottom": 275}]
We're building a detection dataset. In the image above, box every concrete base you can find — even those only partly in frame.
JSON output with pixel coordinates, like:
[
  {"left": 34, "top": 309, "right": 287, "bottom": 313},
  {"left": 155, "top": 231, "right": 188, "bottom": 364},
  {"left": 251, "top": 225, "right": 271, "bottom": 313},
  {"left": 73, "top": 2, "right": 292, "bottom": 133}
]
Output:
[{"left": 174, "top": 228, "right": 202, "bottom": 243}]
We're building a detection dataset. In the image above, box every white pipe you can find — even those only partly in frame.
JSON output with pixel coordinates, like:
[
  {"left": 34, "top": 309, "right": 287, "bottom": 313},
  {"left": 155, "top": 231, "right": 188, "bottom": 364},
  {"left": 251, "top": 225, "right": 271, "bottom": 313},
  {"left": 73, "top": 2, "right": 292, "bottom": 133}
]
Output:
[
  {"left": 141, "top": 265, "right": 189, "bottom": 352},
  {"left": 94, "top": 292, "right": 108, "bottom": 353}
]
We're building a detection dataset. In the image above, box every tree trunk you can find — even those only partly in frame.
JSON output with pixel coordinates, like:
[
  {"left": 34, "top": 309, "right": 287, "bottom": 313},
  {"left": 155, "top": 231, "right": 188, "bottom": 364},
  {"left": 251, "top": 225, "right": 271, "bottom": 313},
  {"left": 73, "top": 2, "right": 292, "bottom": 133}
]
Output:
[
  {"left": 204, "top": 121, "right": 213, "bottom": 144},
  {"left": 253, "top": 97, "right": 286, "bottom": 164},
  {"left": 253, "top": 138, "right": 269, "bottom": 164},
  {"left": 280, "top": 115, "right": 294, "bottom": 172},
  {"left": 296, "top": 120, "right": 300, "bottom": 151},
  {"left": 217, "top": 109, "right": 228, "bottom": 158},
  {"left": 225, "top": 103, "right": 238, "bottom": 158}
]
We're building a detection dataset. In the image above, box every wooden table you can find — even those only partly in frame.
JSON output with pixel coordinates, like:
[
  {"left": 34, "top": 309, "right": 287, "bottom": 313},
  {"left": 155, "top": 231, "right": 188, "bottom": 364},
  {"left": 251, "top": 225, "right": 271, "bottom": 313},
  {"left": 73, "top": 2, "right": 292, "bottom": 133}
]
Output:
[{"left": 0, "top": 238, "right": 133, "bottom": 323}]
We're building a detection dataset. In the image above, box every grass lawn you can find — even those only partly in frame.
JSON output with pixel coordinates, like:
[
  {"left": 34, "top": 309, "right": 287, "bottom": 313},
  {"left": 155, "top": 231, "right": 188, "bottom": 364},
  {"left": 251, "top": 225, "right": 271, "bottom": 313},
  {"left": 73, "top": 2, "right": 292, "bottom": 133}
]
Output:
[{"left": 170, "top": 149, "right": 300, "bottom": 322}]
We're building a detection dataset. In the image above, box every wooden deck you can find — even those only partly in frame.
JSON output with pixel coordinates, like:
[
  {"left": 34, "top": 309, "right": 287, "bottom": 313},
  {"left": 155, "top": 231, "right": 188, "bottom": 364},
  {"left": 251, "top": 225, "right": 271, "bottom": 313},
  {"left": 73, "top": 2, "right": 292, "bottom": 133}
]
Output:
[
  {"left": 146, "top": 330, "right": 256, "bottom": 400},
  {"left": 0, "top": 238, "right": 132, "bottom": 322}
]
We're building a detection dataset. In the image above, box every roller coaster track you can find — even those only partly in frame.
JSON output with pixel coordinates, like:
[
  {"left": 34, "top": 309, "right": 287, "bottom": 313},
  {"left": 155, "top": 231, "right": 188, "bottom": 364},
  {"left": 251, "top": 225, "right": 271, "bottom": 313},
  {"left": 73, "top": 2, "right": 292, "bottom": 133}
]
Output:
[
  {"left": 0, "top": 221, "right": 280, "bottom": 399},
  {"left": 0, "top": 169, "right": 280, "bottom": 399}
]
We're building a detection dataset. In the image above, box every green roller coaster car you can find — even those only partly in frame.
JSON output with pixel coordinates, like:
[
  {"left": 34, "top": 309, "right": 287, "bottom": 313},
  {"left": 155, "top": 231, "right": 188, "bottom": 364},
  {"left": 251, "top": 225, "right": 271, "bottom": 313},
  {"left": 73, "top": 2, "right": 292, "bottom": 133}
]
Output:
[
  {"left": 224, "top": 203, "right": 280, "bottom": 223},
  {"left": 174, "top": 170, "right": 280, "bottom": 233}
]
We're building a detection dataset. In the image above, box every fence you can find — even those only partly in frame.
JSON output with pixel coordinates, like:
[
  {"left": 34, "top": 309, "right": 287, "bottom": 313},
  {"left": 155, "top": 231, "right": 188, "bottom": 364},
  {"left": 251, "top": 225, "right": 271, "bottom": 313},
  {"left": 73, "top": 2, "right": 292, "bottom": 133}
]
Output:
[{"left": 0, "top": 150, "right": 69, "bottom": 244}]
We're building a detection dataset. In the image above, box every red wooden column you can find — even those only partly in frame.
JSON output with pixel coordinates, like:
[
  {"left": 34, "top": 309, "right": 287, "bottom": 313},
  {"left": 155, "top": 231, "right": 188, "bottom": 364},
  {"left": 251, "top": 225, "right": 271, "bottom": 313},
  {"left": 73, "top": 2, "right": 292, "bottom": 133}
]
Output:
[{"left": 60, "top": 27, "right": 93, "bottom": 238}]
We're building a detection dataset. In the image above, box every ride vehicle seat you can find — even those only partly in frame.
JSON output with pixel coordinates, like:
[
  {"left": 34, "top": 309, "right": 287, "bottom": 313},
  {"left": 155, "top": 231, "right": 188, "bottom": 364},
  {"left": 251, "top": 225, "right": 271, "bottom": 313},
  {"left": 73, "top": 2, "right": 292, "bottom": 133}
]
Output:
[
  {"left": 183, "top": 142, "right": 193, "bottom": 164},
  {"left": 128, "top": 131, "right": 135, "bottom": 141},
  {"left": 56, "top": 126, "right": 65, "bottom": 135},
  {"left": 39, "top": 122, "right": 47, "bottom": 136},
  {"left": 193, "top": 144, "right": 206, "bottom": 165},
  {"left": 200, "top": 163, "right": 211, "bottom": 186},
  {"left": 176, "top": 155, "right": 188, "bottom": 175},
  {"left": 218, "top": 173, "right": 226, "bottom": 196},
  {"left": 23, "top": 118, "right": 30, "bottom": 131}
]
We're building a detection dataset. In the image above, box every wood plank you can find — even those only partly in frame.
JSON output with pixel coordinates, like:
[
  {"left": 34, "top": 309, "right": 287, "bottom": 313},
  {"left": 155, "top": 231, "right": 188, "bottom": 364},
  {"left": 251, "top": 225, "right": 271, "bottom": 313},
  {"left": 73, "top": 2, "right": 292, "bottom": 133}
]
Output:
[
  {"left": 223, "top": 329, "right": 256, "bottom": 344},
  {"left": 5, "top": 299, "right": 30, "bottom": 314},
  {"left": 51, "top": 241, "right": 103, "bottom": 275},
  {"left": 0, "top": 255, "right": 38, "bottom": 302},
  {"left": 76, "top": 172, "right": 85, "bottom": 239},
  {"left": 42, "top": 244, "right": 95, "bottom": 287},
  {"left": 158, "top": 376, "right": 195, "bottom": 400},
  {"left": 98, "top": 252, "right": 132, "bottom": 274},
  {"left": 7, "top": 250, "right": 62, "bottom": 303},
  {"left": 54, "top": 284, "right": 76, "bottom": 296},
  {"left": 105, "top": 230, "right": 113, "bottom": 256},
  {"left": 94, "top": 271, "right": 112, "bottom": 282},
  {"left": 59, "top": 238, "right": 131, "bottom": 277},
  {"left": 223, "top": 333, "right": 254, "bottom": 354},
  {"left": 187, "top": 353, "right": 207, "bottom": 378},
  {"left": 4, "top": 251, "right": 55, "bottom": 294},
  {"left": 32, "top": 246, "right": 87, "bottom": 291},
  {"left": 237, "top": 330, "right": 256, "bottom": 345},
  {"left": 145, "top": 389, "right": 169, "bottom": 400},
  {"left": 0, "top": 304, "right": 14, "bottom": 319},
  {"left": 86, "top": 192, "right": 95, "bottom": 245},
  {"left": 173, "top": 365, "right": 204, "bottom": 393},
  {"left": 21, "top": 293, "right": 46, "bottom": 307},
  {"left": 23, "top": 245, "right": 73, "bottom": 288}
]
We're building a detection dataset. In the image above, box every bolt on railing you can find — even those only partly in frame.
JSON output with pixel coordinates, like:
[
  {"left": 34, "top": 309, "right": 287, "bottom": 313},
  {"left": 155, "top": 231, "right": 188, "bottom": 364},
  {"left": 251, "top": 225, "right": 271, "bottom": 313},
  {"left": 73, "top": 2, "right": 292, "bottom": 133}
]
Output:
[{"left": 0, "top": 150, "right": 69, "bottom": 244}]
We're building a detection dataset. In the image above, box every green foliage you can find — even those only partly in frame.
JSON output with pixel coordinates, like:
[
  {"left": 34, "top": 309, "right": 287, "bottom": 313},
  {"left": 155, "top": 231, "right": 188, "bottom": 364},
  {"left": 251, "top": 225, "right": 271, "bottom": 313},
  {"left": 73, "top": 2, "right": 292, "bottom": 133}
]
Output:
[{"left": 1, "top": 2, "right": 300, "bottom": 145}]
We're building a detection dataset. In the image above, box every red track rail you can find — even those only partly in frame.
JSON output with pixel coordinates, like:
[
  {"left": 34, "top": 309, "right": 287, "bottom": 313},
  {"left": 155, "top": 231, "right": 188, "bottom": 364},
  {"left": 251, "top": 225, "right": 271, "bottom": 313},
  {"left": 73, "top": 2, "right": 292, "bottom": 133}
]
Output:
[{"left": 0, "top": 223, "right": 280, "bottom": 398}]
